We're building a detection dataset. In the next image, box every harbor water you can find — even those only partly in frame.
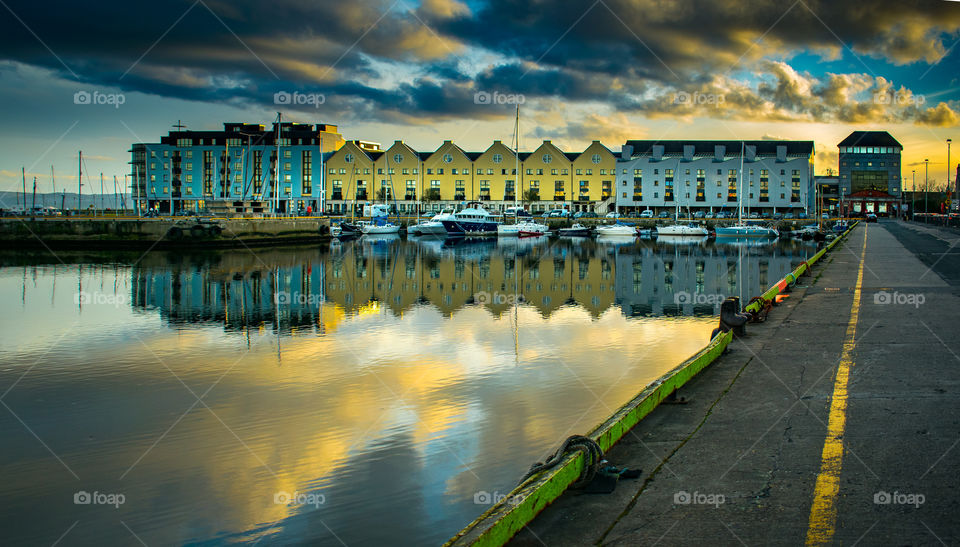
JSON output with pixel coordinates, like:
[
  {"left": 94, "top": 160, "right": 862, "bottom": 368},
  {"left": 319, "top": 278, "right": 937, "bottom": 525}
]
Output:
[{"left": 0, "top": 235, "right": 819, "bottom": 545}]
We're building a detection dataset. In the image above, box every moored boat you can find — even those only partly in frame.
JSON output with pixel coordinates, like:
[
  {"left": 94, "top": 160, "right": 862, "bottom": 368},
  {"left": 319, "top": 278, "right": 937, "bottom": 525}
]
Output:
[
  {"left": 595, "top": 223, "right": 637, "bottom": 236},
  {"left": 441, "top": 202, "right": 500, "bottom": 236},
  {"left": 557, "top": 223, "right": 592, "bottom": 237}
]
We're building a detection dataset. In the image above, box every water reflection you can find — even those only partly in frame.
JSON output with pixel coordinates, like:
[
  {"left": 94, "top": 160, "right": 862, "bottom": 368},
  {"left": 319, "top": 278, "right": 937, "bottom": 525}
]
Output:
[
  {"left": 0, "top": 236, "right": 818, "bottom": 546},
  {"left": 131, "top": 236, "right": 817, "bottom": 329}
]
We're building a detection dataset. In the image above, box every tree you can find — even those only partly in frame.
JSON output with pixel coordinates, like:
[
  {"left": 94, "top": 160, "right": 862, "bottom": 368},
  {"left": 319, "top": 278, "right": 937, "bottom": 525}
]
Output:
[
  {"left": 523, "top": 188, "right": 539, "bottom": 203},
  {"left": 424, "top": 188, "right": 441, "bottom": 202}
]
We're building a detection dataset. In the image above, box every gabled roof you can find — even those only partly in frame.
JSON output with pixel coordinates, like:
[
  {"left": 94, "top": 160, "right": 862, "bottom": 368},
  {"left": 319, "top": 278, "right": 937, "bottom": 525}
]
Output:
[
  {"left": 838, "top": 131, "right": 901, "bottom": 148},
  {"left": 623, "top": 140, "right": 814, "bottom": 156},
  {"left": 465, "top": 151, "right": 483, "bottom": 161},
  {"left": 563, "top": 152, "right": 580, "bottom": 161}
]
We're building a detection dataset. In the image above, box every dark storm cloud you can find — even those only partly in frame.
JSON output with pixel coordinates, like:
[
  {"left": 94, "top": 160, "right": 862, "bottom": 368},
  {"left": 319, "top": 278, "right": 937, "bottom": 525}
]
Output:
[{"left": 0, "top": 0, "right": 958, "bottom": 124}]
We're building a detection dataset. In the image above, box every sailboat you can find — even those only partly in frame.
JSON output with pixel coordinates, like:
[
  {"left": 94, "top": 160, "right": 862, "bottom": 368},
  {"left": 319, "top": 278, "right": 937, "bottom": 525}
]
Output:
[
  {"left": 498, "top": 105, "right": 547, "bottom": 237},
  {"left": 715, "top": 142, "right": 779, "bottom": 238},
  {"left": 362, "top": 155, "right": 400, "bottom": 234},
  {"left": 656, "top": 166, "right": 709, "bottom": 237}
]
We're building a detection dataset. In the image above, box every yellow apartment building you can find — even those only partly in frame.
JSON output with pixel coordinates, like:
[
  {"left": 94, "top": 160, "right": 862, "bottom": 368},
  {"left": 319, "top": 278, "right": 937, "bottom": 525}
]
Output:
[{"left": 323, "top": 138, "right": 618, "bottom": 215}]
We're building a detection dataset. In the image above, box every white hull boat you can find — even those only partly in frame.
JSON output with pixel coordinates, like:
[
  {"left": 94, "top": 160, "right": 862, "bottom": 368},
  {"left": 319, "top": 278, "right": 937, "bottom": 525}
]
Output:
[
  {"left": 656, "top": 223, "right": 709, "bottom": 236},
  {"left": 595, "top": 224, "right": 637, "bottom": 237}
]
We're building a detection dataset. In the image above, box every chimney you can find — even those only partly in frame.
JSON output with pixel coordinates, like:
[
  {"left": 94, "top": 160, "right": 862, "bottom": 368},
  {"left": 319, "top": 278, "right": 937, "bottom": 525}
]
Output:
[{"left": 621, "top": 145, "right": 634, "bottom": 160}]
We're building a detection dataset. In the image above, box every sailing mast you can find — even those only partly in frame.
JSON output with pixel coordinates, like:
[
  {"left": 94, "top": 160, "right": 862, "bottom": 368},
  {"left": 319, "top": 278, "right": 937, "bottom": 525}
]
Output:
[
  {"left": 78, "top": 151, "right": 82, "bottom": 214},
  {"left": 738, "top": 141, "right": 745, "bottom": 224},
  {"left": 513, "top": 104, "right": 520, "bottom": 218},
  {"left": 275, "top": 112, "right": 282, "bottom": 216}
]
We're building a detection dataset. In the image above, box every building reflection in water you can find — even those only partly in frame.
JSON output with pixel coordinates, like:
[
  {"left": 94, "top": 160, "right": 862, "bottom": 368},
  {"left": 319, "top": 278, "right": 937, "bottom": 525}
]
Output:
[{"left": 130, "top": 236, "right": 819, "bottom": 333}]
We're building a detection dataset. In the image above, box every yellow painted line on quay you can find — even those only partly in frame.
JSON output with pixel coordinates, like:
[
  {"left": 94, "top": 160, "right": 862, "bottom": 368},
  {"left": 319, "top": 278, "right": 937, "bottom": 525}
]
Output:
[{"left": 805, "top": 224, "right": 868, "bottom": 545}]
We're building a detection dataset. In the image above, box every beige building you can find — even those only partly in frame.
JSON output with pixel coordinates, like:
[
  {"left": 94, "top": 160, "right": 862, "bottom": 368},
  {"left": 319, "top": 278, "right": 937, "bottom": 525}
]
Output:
[{"left": 323, "top": 138, "right": 618, "bottom": 215}]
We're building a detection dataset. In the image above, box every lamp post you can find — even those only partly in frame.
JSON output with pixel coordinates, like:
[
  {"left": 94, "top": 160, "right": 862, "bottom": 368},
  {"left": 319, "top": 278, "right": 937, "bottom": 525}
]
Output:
[
  {"left": 924, "top": 158, "right": 929, "bottom": 223},
  {"left": 948, "top": 138, "right": 954, "bottom": 213},
  {"left": 912, "top": 169, "right": 916, "bottom": 221}
]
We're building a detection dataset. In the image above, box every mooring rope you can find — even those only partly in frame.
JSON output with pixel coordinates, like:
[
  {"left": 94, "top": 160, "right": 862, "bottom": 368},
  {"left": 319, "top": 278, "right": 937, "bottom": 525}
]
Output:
[{"left": 518, "top": 434, "right": 603, "bottom": 488}]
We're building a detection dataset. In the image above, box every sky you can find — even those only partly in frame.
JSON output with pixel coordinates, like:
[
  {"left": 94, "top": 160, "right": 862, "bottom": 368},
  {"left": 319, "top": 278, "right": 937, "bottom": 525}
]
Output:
[{"left": 0, "top": 0, "right": 958, "bottom": 194}]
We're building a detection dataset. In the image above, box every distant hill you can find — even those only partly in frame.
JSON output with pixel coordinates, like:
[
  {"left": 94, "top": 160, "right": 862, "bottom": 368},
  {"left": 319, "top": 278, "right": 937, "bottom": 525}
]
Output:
[{"left": 0, "top": 191, "right": 133, "bottom": 211}]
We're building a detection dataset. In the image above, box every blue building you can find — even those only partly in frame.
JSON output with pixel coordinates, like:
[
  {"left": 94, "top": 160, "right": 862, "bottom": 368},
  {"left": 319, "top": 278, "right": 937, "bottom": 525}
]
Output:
[
  {"left": 130, "top": 122, "right": 345, "bottom": 215},
  {"left": 837, "top": 131, "right": 902, "bottom": 216}
]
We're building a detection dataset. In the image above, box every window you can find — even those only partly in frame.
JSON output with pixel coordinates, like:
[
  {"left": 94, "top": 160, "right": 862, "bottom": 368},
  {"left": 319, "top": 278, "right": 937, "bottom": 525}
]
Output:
[
  {"left": 393, "top": 153, "right": 403, "bottom": 164},
  {"left": 344, "top": 154, "right": 354, "bottom": 163},
  {"left": 592, "top": 154, "right": 601, "bottom": 164},
  {"left": 542, "top": 154, "right": 552, "bottom": 163},
  {"left": 493, "top": 154, "right": 503, "bottom": 163},
  {"left": 443, "top": 154, "right": 453, "bottom": 163}
]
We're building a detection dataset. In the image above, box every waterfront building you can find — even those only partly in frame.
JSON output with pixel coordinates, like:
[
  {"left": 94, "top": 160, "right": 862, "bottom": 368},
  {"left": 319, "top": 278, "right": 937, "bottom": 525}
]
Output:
[
  {"left": 836, "top": 131, "right": 903, "bottom": 216},
  {"left": 132, "top": 122, "right": 618, "bottom": 216},
  {"left": 614, "top": 140, "right": 815, "bottom": 217},
  {"left": 130, "top": 122, "right": 346, "bottom": 215},
  {"left": 814, "top": 176, "right": 840, "bottom": 215}
]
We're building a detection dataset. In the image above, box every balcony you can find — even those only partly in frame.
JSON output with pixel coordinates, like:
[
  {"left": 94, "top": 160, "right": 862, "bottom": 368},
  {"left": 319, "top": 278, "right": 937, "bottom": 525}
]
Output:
[
  {"left": 331, "top": 192, "right": 343, "bottom": 200},
  {"left": 355, "top": 191, "right": 367, "bottom": 200},
  {"left": 503, "top": 194, "right": 515, "bottom": 201},
  {"left": 404, "top": 193, "right": 416, "bottom": 200},
  {"left": 553, "top": 194, "right": 565, "bottom": 201},
  {"left": 454, "top": 193, "right": 466, "bottom": 200}
]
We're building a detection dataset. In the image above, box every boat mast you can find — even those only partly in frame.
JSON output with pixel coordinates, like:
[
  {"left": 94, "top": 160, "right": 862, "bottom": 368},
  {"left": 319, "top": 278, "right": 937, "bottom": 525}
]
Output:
[
  {"left": 275, "top": 112, "right": 281, "bottom": 216},
  {"left": 738, "top": 141, "right": 745, "bottom": 223},
  {"left": 514, "top": 104, "right": 520, "bottom": 216}
]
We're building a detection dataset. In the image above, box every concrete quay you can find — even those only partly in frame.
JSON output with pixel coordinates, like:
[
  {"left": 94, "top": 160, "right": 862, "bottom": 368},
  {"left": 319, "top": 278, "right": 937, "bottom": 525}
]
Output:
[{"left": 510, "top": 220, "right": 960, "bottom": 546}]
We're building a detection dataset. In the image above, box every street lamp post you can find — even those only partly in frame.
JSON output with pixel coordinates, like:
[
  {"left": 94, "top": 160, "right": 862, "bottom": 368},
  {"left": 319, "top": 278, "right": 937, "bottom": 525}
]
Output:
[
  {"left": 948, "top": 138, "right": 954, "bottom": 213},
  {"left": 924, "top": 158, "right": 929, "bottom": 223},
  {"left": 912, "top": 169, "right": 916, "bottom": 221}
]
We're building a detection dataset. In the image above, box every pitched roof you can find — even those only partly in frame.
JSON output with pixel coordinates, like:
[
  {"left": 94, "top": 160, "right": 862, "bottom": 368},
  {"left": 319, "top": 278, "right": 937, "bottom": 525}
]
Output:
[
  {"left": 837, "top": 131, "right": 901, "bottom": 148},
  {"left": 623, "top": 140, "right": 814, "bottom": 156}
]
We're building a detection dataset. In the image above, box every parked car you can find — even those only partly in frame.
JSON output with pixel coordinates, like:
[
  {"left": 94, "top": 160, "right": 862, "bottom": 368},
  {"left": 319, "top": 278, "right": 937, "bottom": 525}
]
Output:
[
  {"left": 657, "top": 211, "right": 671, "bottom": 219},
  {"left": 640, "top": 209, "right": 654, "bottom": 218},
  {"left": 704, "top": 212, "right": 714, "bottom": 219},
  {"left": 783, "top": 213, "right": 794, "bottom": 219},
  {"left": 715, "top": 211, "right": 730, "bottom": 219},
  {"left": 548, "top": 209, "right": 569, "bottom": 218},
  {"left": 693, "top": 211, "right": 705, "bottom": 219},
  {"left": 866, "top": 213, "right": 878, "bottom": 223},
  {"left": 144, "top": 210, "right": 161, "bottom": 218},
  {"left": 573, "top": 211, "right": 598, "bottom": 219},
  {"left": 605, "top": 211, "right": 619, "bottom": 219},
  {"left": 821, "top": 213, "right": 830, "bottom": 219},
  {"left": 772, "top": 213, "right": 784, "bottom": 220},
  {"left": 797, "top": 212, "right": 807, "bottom": 219},
  {"left": 748, "top": 212, "right": 760, "bottom": 219}
]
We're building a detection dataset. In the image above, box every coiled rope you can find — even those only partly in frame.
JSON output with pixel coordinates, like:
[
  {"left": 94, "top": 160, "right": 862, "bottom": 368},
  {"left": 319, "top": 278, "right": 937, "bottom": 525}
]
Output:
[{"left": 518, "top": 435, "right": 603, "bottom": 488}]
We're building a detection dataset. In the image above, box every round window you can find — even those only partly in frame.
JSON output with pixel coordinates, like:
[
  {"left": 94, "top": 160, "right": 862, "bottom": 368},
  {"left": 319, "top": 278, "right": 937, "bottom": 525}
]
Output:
[
  {"left": 492, "top": 154, "right": 503, "bottom": 164},
  {"left": 344, "top": 154, "right": 354, "bottom": 163},
  {"left": 393, "top": 154, "right": 403, "bottom": 164},
  {"left": 443, "top": 154, "right": 453, "bottom": 163},
  {"left": 542, "top": 154, "right": 552, "bottom": 164},
  {"left": 592, "top": 154, "right": 602, "bottom": 164}
]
